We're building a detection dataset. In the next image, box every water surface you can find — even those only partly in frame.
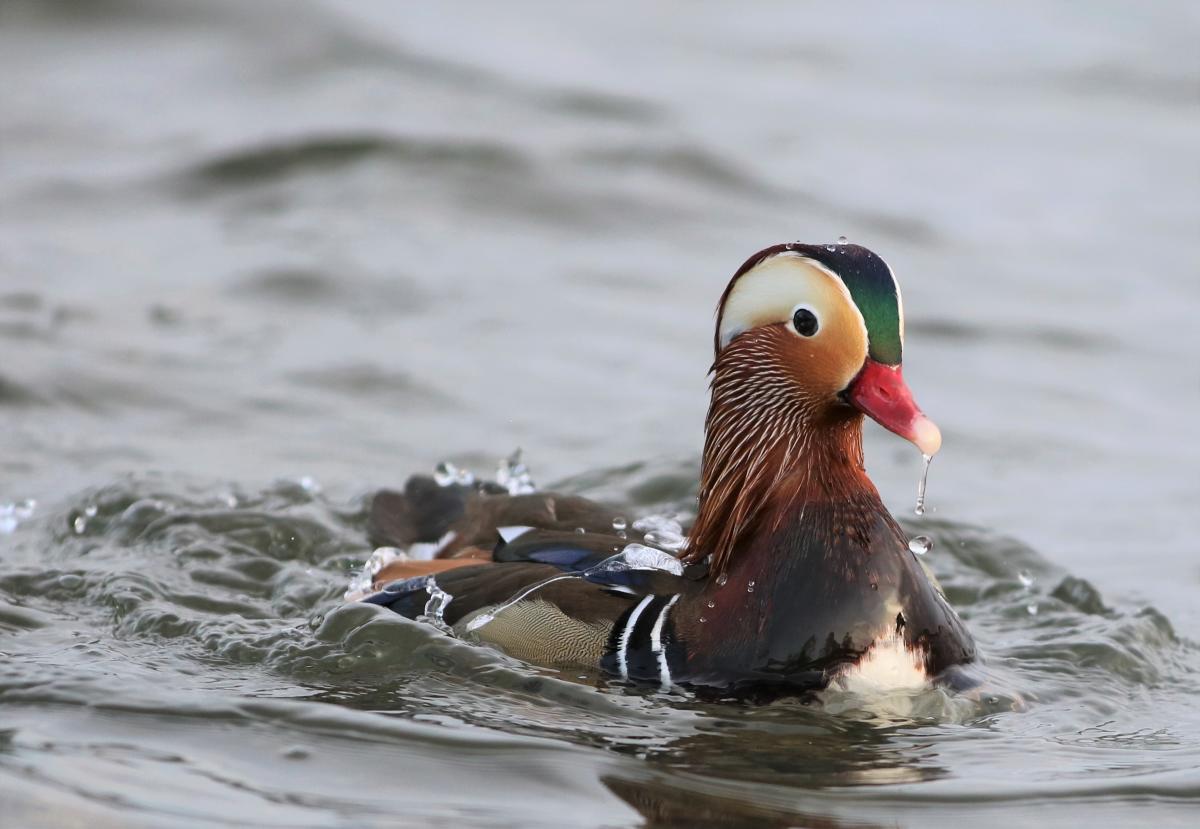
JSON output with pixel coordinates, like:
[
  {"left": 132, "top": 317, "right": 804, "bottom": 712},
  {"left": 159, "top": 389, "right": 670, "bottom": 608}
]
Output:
[{"left": 2, "top": 1, "right": 1199, "bottom": 826}]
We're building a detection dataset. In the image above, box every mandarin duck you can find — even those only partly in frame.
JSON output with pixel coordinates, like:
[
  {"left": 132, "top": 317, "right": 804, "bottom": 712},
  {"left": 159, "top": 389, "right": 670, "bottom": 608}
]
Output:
[{"left": 357, "top": 242, "right": 975, "bottom": 695}]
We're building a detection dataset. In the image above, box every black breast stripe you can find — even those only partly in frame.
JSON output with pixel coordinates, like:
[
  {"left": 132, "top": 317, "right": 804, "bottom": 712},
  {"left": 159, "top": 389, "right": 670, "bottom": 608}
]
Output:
[{"left": 601, "top": 594, "right": 684, "bottom": 687}]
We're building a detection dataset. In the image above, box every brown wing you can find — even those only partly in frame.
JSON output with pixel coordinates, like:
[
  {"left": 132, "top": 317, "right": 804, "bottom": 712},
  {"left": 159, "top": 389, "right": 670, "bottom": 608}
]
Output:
[{"left": 368, "top": 475, "right": 624, "bottom": 559}]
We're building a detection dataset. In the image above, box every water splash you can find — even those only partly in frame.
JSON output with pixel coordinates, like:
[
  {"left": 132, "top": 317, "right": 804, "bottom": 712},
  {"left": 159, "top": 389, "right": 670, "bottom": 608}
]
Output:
[
  {"left": 495, "top": 450, "right": 536, "bottom": 495},
  {"left": 593, "top": 543, "right": 684, "bottom": 577},
  {"left": 915, "top": 453, "right": 933, "bottom": 516},
  {"left": 908, "top": 536, "right": 932, "bottom": 556},
  {"left": 433, "top": 461, "right": 476, "bottom": 487},
  {"left": 419, "top": 577, "right": 454, "bottom": 634},
  {"left": 344, "top": 546, "right": 406, "bottom": 600},
  {"left": 0, "top": 499, "right": 36, "bottom": 535},
  {"left": 633, "top": 514, "right": 687, "bottom": 552}
]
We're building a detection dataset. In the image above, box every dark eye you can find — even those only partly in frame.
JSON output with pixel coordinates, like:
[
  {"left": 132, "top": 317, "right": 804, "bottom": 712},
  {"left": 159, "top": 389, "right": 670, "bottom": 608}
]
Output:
[{"left": 792, "top": 306, "right": 819, "bottom": 337}]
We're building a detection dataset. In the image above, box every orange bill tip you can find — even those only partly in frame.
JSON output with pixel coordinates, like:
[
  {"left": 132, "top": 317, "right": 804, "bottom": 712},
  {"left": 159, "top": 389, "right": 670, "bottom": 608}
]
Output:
[{"left": 847, "top": 361, "right": 941, "bottom": 457}]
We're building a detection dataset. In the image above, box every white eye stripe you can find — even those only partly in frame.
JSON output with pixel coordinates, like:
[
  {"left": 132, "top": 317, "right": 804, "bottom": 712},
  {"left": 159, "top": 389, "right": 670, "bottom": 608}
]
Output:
[{"left": 717, "top": 252, "right": 860, "bottom": 353}]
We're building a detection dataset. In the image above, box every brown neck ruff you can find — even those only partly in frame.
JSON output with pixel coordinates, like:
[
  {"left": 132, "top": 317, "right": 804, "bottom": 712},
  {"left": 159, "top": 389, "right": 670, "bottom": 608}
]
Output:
[{"left": 685, "top": 329, "right": 878, "bottom": 577}]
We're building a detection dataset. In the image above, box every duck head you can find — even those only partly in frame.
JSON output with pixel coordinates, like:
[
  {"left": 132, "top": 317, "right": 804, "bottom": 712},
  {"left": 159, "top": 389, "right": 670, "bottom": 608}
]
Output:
[
  {"left": 688, "top": 241, "right": 940, "bottom": 573},
  {"left": 714, "top": 241, "right": 940, "bottom": 456}
]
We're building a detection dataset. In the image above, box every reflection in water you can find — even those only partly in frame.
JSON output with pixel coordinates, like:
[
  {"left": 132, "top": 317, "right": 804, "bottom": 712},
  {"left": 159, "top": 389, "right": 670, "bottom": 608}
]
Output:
[{"left": 605, "top": 774, "right": 886, "bottom": 829}]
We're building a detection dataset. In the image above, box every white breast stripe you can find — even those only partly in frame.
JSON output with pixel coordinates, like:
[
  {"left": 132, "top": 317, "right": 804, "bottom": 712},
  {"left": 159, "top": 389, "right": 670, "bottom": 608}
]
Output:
[
  {"left": 650, "top": 594, "right": 681, "bottom": 690},
  {"left": 496, "top": 525, "right": 534, "bottom": 543},
  {"left": 618, "top": 596, "right": 655, "bottom": 681}
]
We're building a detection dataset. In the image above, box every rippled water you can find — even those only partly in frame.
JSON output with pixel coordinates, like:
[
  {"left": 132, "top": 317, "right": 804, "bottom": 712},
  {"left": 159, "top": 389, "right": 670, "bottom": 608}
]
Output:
[{"left": 3, "top": 1, "right": 1199, "bottom": 826}]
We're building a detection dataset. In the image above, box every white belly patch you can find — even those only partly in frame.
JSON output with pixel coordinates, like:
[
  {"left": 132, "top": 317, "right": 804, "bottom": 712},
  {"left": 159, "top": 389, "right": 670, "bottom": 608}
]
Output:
[{"left": 833, "top": 631, "right": 929, "bottom": 694}]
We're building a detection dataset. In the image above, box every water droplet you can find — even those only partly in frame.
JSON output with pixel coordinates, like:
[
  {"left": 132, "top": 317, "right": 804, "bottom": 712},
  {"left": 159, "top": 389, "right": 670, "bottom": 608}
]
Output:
[
  {"left": 298, "top": 476, "right": 320, "bottom": 494},
  {"left": 1018, "top": 569, "right": 1034, "bottom": 589},
  {"left": 746, "top": 580, "right": 755, "bottom": 593},
  {"left": 72, "top": 515, "right": 87, "bottom": 534},
  {"left": 56, "top": 574, "right": 83, "bottom": 590},
  {"left": 1026, "top": 603, "right": 1039, "bottom": 616},
  {"left": 715, "top": 572, "right": 728, "bottom": 587},
  {"left": 870, "top": 582, "right": 878, "bottom": 591},
  {"left": 837, "top": 235, "right": 848, "bottom": 244},
  {"left": 706, "top": 600, "right": 715, "bottom": 609},
  {"left": 825, "top": 244, "right": 837, "bottom": 252},
  {"left": 698, "top": 616, "right": 707, "bottom": 624},
  {"left": 612, "top": 517, "right": 627, "bottom": 532},
  {"left": 908, "top": 535, "right": 932, "bottom": 556},
  {"left": 575, "top": 527, "right": 586, "bottom": 534},
  {"left": 915, "top": 453, "right": 932, "bottom": 516},
  {"left": 281, "top": 746, "right": 311, "bottom": 760}
]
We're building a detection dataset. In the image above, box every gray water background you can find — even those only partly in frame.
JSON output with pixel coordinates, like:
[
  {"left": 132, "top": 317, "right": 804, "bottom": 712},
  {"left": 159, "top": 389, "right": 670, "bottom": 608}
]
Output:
[{"left": 2, "top": 1, "right": 1199, "bottom": 827}]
